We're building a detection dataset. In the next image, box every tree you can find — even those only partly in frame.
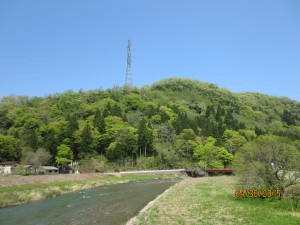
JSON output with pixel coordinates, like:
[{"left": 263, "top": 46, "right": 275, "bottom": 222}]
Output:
[
  {"left": 215, "top": 104, "right": 224, "bottom": 122},
  {"left": 123, "top": 93, "right": 143, "bottom": 111},
  {"left": 93, "top": 109, "right": 105, "bottom": 133},
  {"left": 77, "top": 123, "right": 94, "bottom": 159},
  {"left": 23, "top": 117, "right": 40, "bottom": 149},
  {"left": 194, "top": 137, "right": 233, "bottom": 169},
  {"left": 176, "top": 129, "right": 201, "bottom": 159},
  {"left": 40, "top": 125, "right": 59, "bottom": 160},
  {"left": 110, "top": 104, "right": 122, "bottom": 117},
  {"left": 281, "top": 109, "right": 296, "bottom": 125},
  {"left": 0, "top": 134, "right": 21, "bottom": 161},
  {"left": 239, "top": 129, "right": 257, "bottom": 141},
  {"left": 173, "top": 111, "right": 194, "bottom": 135},
  {"left": 156, "top": 124, "right": 176, "bottom": 145},
  {"left": 205, "top": 105, "right": 215, "bottom": 118},
  {"left": 223, "top": 129, "right": 247, "bottom": 154},
  {"left": 224, "top": 111, "right": 239, "bottom": 130},
  {"left": 102, "top": 106, "right": 110, "bottom": 118},
  {"left": 66, "top": 114, "right": 79, "bottom": 138},
  {"left": 138, "top": 118, "right": 154, "bottom": 157},
  {"left": 106, "top": 127, "right": 138, "bottom": 162},
  {"left": 142, "top": 102, "right": 157, "bottom": 118},
  {"left": 55, "top": 144, "right": 74, "bottom": 167},
  {"left": 255, "top": 126, "right": 264, "bottom": 136},
  {"left": 22, "top": 147, "right": 51, "bottom": 173},
  {"left": 237, "top": 135, "right": 300, "bottom": 199}
]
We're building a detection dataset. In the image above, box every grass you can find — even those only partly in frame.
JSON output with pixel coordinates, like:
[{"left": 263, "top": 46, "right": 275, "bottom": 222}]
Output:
[
  {"left": 132, "top": 176, "right": 300, "bottom": 225},
  {"left": 0, "top": 173, "right": 181, "bottom": 208}
]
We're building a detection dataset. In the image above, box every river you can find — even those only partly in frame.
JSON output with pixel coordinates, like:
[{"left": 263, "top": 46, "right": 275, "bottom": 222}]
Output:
[{"left": 0, "top": 179, "right": 179, "bottom": 225}]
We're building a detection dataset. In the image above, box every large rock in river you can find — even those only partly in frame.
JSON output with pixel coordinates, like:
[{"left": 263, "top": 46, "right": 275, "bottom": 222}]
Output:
[{"left": 185, "top": 168, "right": 207, "bottom": 177}]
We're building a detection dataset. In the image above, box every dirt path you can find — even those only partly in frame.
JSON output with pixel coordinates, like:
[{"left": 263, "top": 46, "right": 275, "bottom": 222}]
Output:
[{"left": 0, "top": 173, "right": 105, "bottom": 187}]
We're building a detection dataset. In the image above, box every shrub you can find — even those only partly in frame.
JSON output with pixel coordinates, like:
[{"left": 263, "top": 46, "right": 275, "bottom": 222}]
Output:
[
  {"left": 136, "top": 156, "right": 160, "bottom": 170},
  {"left": 79, "top": 155, "right": 108, "bottom": 173},
  {"left": 285, "top": 184, "right": 300, "bottom": 209}
]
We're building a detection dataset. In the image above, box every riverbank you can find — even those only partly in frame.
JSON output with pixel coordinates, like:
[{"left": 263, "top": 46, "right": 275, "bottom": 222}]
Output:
[
  {"left": 0, "top": 173, "right": 182, "bottom": 208},
  {"left": 130, "top": 176, "right": 300, "bottom": 225},
  {"left": 0, "top": 173, "right": 107, "bottom": 187}
]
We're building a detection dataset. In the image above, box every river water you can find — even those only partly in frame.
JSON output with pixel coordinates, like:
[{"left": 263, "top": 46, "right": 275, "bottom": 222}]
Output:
[{"left": 0, "top": 179, "right": 178, "bottom": 225}]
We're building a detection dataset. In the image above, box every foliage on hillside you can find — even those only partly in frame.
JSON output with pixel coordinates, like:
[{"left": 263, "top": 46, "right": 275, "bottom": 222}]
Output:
[{"left": 0, "top": 78, "right": 299, "bottom": 172}]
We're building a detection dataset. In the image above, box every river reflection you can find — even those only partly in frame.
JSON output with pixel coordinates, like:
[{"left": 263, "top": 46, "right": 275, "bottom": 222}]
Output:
[{"left": 0, "top": 179, "right": 179, "bottom": 225}]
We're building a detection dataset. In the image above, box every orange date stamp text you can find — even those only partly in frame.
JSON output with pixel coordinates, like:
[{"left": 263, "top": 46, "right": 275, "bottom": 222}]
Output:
[{"left": 235, "top": 189, "right": 281, "bottom": 198}]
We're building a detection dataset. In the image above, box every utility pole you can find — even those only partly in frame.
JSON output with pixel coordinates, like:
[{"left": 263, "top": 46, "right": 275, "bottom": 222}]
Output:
[{"left": 124, "top": 39, "right": 133, "bottom": 86}]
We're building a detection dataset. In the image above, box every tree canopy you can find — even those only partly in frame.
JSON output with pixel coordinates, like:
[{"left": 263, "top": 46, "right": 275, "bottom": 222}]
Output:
[{"left": 0, "top": 78, "right": 299, "bottom": 174}]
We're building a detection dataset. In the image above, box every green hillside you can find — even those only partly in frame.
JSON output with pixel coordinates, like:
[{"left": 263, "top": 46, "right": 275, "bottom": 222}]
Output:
[{"left": 0, "top": 77, "right": 299, "bottom": 171}]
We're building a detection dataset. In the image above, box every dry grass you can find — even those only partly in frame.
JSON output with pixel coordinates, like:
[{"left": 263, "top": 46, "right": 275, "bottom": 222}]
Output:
[{"left": 0, "top": 173, "right": 105, "bottom": 187}]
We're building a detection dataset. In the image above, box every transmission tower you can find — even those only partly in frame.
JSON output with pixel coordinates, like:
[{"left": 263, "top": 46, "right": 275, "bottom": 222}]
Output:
[{"left": 124, "top": 39, "right": 133, "bottom": 86}]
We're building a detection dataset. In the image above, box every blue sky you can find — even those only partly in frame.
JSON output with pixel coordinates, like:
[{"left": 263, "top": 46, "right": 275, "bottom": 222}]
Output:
[{"left": 0, "top": 0, "right": 300, "bottom": 101}]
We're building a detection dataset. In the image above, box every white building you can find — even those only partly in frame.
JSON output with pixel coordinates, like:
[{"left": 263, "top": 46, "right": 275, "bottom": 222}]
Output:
[{"left": 0, "top": 161, "right": 17, "bottom": 174}]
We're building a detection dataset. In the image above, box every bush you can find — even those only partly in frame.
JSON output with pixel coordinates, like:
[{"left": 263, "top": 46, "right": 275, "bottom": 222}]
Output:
[
  {"left": 79, "top": 155, "right": 108, "bottom": 173},
  {"left": 236, "top": 135, "right": 300, "bottom": 199},
  {"left": 285, "top": 184, "right": 300, "bottom": 209},
  {"left": 13, "top": 165, "right": 33, "bottom": 176},
  {"left": 136, "top": 156, "right": 160, "bottom": 170}
]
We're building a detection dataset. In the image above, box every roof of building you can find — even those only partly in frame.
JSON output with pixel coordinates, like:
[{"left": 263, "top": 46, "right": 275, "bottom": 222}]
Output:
[
  {"left": 42, "top": 166, "right": 59, "bottom": 170},
  {"left": 24, "top": 165, "right": 33, "bottom": 168},
  {"left": 0, "top": 161, "right": 17, "bottom": 166}
]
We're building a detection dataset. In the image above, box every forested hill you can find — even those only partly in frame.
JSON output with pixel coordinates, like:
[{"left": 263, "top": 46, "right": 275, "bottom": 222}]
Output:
[{"left": 0, "top": 78, "right": 299, "bottom": 170}]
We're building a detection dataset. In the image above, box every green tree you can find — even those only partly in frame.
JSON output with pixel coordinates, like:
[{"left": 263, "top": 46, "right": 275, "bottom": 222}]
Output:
[
  {"left": 255, "top": 126, "right": 264, "bottom": 136},
  {"left": 224, "top": 111, "right": 240, "bottom": 130},
  {"left": 111, "top": 104, "right": 122, "bottom": 117},
  {"left": 281, "top": 109, "right": 296, "bottom": 125},
  {"left": 102, "top": 106, "right": 110, "bottom": 118},
  {"left": 123, "top": 93, "right": 143, "bottom": 111},
  {"left": 156, "top": 124, "right": 176, "bottom": 145},
  {"left": 93, "top": 109, "right": 105, "bottom": 133},
  {"left": 223, "top": 129, "right": 247, "bottom": 154},
  {"left": 40, "top": 125, "right": 59, "bottom": 160},
  {"left": 55, "top": 144, "right": 74, "bottom": 167},
  {"left": 0, "top": 135, "right": 21, "bottom": 161},
  {"left": 176, "top": 129, "right": 201, "bottom": 159},
  {"left": 237, "top": 135, "right": 300, "bottom": 199},
  {"left": 239, "top": 129, "right": 257, "bottom": 141},
  {"left": 205, "top": 105, "right": 215, "bottom": 118},
  {"left": 78, "top": 123, "right": 94, "bottom": 159},
  {"left": 23, "top": 117, "right": 40, "bottom": 149},
  {"left": 194, "top": 137, "right": 233, "bottom": 169},
  {"left": 106, "top": 127, "right": 138, "bottom": 162},
  {"left": 66, "top": 114, "right": 79, "bottom": 138},
  {"left": 215, "top": 104, "right": 224, "bottom": 121},
  {"left": 138, "top": 118, "right": 154, "bottom": 157},
  {"left": 97, "top": 116, "right": 130, "bottom": 156}
]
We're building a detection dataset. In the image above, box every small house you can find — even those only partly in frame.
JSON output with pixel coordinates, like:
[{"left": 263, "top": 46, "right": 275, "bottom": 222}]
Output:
[
  {"left": 0, "top": 161, "right": 17, "bottom": 175},
  {"left": 41, "top": 166, "right": 59, "bottom": 175}
]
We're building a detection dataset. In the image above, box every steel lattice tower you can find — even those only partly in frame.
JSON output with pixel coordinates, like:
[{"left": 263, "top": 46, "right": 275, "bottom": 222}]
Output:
[{"left": 124, "top": 39, "right": 133, "bottom": 86}]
